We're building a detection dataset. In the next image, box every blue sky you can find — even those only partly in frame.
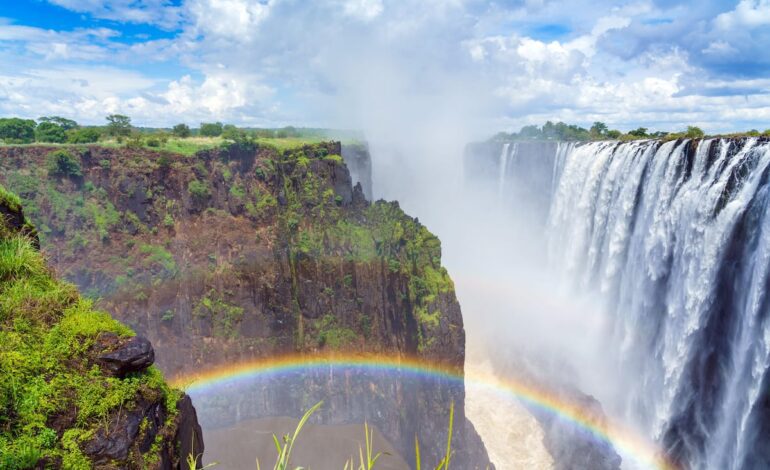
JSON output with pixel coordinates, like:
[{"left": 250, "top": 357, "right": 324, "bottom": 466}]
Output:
[{"left": 0, "top": 0, "right": 768, "bottom": 133}]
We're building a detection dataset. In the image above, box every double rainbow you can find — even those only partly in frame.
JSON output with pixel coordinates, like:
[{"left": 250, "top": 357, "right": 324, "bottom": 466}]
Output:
[{"left": 170, "top": 353, "right": 676, "bottom": 470}]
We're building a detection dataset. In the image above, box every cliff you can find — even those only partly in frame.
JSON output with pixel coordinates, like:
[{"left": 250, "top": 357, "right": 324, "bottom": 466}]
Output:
[
  {"left": 0, "top": 185, "right": 203, "bottom": 468},
  {"left": 0, "top": 141, "right": 492, "bottom": 468}
]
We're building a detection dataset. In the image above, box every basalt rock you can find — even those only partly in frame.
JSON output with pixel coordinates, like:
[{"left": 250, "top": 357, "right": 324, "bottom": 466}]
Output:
[
  {"left": 0, "top": 142, "right": 492, "bottom": 469},
  {"left": 94, "top": 332, "right": 156, "bottom": 377}
]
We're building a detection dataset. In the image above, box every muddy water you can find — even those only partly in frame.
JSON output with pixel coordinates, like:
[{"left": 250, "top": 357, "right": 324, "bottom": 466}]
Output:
[{"left": 203, "top": 418, "right": 409, "bottom": 469}]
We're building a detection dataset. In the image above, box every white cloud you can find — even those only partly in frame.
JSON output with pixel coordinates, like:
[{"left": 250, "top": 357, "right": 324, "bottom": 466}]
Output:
[
  {"left": 715, "top": 0, "right": 770, "bottom": 30},
  {"left": 341, "top": 0, "right": 384, "bottom": 21},
  {"left": 47, "top": 0, "right": 184, "bottom": 29}
]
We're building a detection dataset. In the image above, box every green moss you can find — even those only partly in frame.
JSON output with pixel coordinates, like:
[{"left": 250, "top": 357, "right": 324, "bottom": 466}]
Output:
[
  {"left": 138, "top": 243, "right": 177, "bottom": 277},
  {"left": 193, "top": 290, "right": 244, "bottom": 338},
  {"left": 315, "top": 314, "right": 357, "bottom": 349}
]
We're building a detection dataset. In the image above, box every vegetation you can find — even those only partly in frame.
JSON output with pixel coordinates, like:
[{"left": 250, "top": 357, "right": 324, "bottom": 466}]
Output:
[
  {"left": 34, "top": 121, "right": 67, "bottom": 143},
  {"left": 46, "top": 149, "right": 82, "bottom": 178},
  {"left": 492, "top": 121, "right": 765, "bottom": 142},
  {"left": 0, "top": 185, "right": 182, "bottom": 467},
  {"left": 0, "top": 118, "right": 36, "bottom": 144},
  {"left": 200, "top": 122, "right": 224, "bottom": 137},
  {"left": 66, "top": 128, "right": 100, "bottom": 144},
  {"left": 172, "top": 123, "right": 191, "bottom": 138},
  {"left": 105, "top": 114, "right": 132, "bottom": 137}
]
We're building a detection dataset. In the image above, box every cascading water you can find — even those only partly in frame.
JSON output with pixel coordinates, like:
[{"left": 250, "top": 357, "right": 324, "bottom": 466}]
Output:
[{"left": 545, "top": 138, "right": 770, "bottom": 470}]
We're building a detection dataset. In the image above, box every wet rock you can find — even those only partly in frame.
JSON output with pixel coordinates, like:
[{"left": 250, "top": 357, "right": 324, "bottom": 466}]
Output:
[
  {"left": 176, "top": 394, "right": 205, "bottom": 470},
  {"left": 95, "top": 332, "right": 155, "bottom": 377}
]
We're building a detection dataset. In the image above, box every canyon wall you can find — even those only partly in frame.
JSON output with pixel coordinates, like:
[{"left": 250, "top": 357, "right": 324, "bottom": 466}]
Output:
[{"left": 0, "top": 142, "right": 491, "bottom": 468}]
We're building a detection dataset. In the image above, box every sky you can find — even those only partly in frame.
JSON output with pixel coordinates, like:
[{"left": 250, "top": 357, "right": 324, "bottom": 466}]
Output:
[{"left": 0, "top": 0, "right": 769, "bottom": 134}]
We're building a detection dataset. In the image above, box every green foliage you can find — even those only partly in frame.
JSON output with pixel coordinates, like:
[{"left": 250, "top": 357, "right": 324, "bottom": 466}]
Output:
[
  {"left": 200, "top": 122, "right": 224, "bottom": 137},
  {"left": 628, "top": 127, "right": 648, "bottom": 137},
  {"left": 105, "top": 114, "right": 132, "bottom": 137},
  {"left": 139, "top": 243, "right": 177, "bottom": 276},
  {"left": 0, "top": 227, "right": 180, "bottom": 466},
  {"left": 315, "top": 314, "right": 357, "bottom": 349},
  {"left": 256, "top": 401, "right": 323, "bottom": 470},
  {"left": 0, "top": 118, "right": 36, "bottom": 143},
  {"left": 38, "top": 116, "right": 78, "bottom": 131},
  {"left": 686, "top": 126, "right": 705, "bottom": 138},
  {"left": 46, "top": 150, "right": 82, "bottom": 178},
  {"left": 67, "top": 128, "right": 101, "bottom": 144},
  {"left": 188, "top": 179, "right": 211, "bottom": 202},
  {"left": 193, "top": 290, "right": 244, "bottom": 338},
  {"left": 172, "top": 123, "right": 191, "bottom": 138},
  {"left": 35, "top": 122, "right": 67, "bottom": 143}
]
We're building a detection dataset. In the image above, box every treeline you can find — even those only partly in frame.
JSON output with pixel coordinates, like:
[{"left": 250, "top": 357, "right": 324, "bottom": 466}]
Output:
[
  {"left": 0, "top": 114, "right": 313, "bottom": 145},
  {"left": 493, "top": 121, "right": 770, "bottom": 142}
]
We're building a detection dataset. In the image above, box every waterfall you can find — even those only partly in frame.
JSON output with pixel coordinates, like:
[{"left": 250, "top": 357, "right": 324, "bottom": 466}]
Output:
[
  {"left": 498, "top": 142, "right": 517, "bottom": 202},
  {"left": 546, "top": 138, "right": 770, "bottom": 470}
]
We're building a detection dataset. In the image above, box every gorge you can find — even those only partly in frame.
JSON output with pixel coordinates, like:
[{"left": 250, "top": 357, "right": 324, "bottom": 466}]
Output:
[{"left": 463, "top": 137, "right": 770, "bottom": 470}]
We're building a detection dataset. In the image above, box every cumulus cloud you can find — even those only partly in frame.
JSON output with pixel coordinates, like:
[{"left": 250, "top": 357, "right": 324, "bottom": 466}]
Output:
[{"left": 0, "top": 0, "right": 767, "bottom": 133}]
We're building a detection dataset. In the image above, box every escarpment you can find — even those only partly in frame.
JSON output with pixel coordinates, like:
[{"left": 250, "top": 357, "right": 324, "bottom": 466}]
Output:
[
  {"left": 0, "top": 186, "right": 203, "bottom": 469},
  {"left": 0, "top": 142, "right": 492, "bottom": 468}
]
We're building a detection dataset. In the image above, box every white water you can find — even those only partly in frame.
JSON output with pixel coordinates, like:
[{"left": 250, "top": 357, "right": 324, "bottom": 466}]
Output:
[{"left": 546, "top": 138, "right": 770, "bottom": 469}]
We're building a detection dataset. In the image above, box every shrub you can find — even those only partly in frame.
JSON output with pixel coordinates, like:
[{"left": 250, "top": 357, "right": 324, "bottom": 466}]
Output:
[
  {"left": 66, "top": 128, "right": 100, "bottom": 143},
  {"left": 146, "top": 138, "right": 161, "bottom": 148},
  {"left": 35, "top": 122, "right": 67, "bottom": 143},
  {"left": 188, "top": 180, "right": 211, "bottom": 201},
  {"left": 0, "top": 118, "right": 36, "bottom": 143},
  {"left": 199, "top": 122, "right": 223, "bottom": 137},
  {"left": 172, "top": 123, "right": 191, "bottom": 138},
  {"left": 125, "top": 135, "right": 144, "bottom": 149},
  {"left": 46, "top": 150, "right": 82, "bottom": 178}
]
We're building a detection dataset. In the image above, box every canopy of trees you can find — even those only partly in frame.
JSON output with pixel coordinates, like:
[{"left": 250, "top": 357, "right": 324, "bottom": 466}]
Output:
[
  {"left": 200, "top": 122, "right": 223, "bottom": 137},
  {"left": 106, "top": 114, "right": 132, "bottom": 137},
  {"left": 0, "top": 118, "right": 36, "bottom": 143},
  {"left": 172, "top": 123, "right": 191, "bottom": 138}
]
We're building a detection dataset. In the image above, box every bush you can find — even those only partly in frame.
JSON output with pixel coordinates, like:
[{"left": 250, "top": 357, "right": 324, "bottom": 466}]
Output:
[
  {"left": 146, "top": 138, "right": 161, "bottom": 148},
  {"left": 66, "top": 128, "right": 100, "bottom": 143},
  {"left": 172, "top": 123, "right": 191, "bottom": 138},
  {"left": 46, "top": 150, "right": 81, "bottom": 178},
  {"left": 199, "top": 122, "right": 223, "bottom": 137},
  {"left": 35, "top": 122, "right": 67, "bottom": 143},
  {"left": 188, "top": 180, "right": 211, "bottom": 201},
  {"left": 0, "top": 118, "right": 36, "bottom": 143},
  {"left": 685, "top": 126, "right": 705, "bottom": 138}
]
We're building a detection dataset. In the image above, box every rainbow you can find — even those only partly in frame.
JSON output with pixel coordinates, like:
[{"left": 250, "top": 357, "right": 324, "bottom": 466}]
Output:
[{"left": 170, "top": 353, "right": 676, "bottom": 470}]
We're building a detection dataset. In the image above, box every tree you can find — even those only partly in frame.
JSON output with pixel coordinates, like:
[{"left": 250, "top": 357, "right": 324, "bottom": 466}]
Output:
[
  {"left": 67, "top": 128, "right": 101, "bottom": 143},
  {"left": 47, "top": 149, "right": 81, "bottom": 178},
  {"left": 628, "top": 127, "right": 649, "bottom": 137},
  {"left": 590, "top": 122, "right": 608, "bottom": 138},
  {"left": 606, "top": 130, "right": 622, "bottom": 139},
  {"left": 518, "top": 125, "right": 541, "bottom": 139},
  {"left": 106, "top": 114, "right": 132, "bottom": 137},
  {"left": 35, "top": 122, "right": 67, "bottom": 143},
  {"left": 0, "top": 118, "right": 36, "bottom": 143},
  {"left": 38, "top": 116, "right": 78, "bottom": 131},
  {"left": 200, "top": 122, "right": 223, "bottom": 137},
  {"left": 685, "top": 126, "right": 705, "bottom": 138},
  {"left": 172, "top": 123, "right": 191, "bottom": 138},
  {"left": 221, "top": 124, "right": 243, "bottom": 140}
]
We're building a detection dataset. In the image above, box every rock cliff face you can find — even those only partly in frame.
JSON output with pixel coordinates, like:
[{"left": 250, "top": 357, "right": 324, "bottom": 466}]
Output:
[
  {"left": 0, "top": 142, "right": 492, "bottom": 468},
  {"left": 0, "top": 186, "right": 203, "bottom": 469}
]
